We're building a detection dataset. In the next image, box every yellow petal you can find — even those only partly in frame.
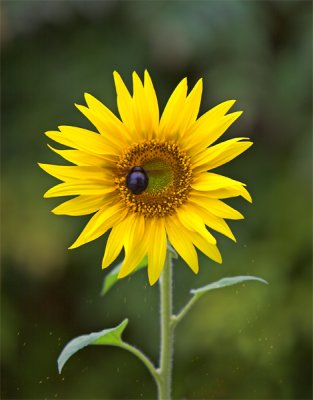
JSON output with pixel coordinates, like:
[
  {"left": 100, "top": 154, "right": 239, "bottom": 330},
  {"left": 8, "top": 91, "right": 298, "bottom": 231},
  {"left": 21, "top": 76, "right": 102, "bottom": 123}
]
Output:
[
  {"left": 69, "top": 204, "right": 126, "bottom": 249},
  {"left": 194, "top": 186, "right": 252, "bottom": 203},
  {"left": 192, "top": 172, "right": 245, "bottom": 191},
  {"left": 38, "top": 164, "right": 110, "bottom": 182},
  {"left": 113, "top": 71, "right": 135, "bottom": 131},
  {"left": 75, "top": 105, "right": 123, "bottom": 153},
  {"left": 186, "top": 230, "right": 222, "bottom": 264},
  {"left": 190, "top": 194, "right": 244, "bottom": 220},
  {"left": 52, "top": 195, "right": 106, "bottom": 216},
  {"left": 43, "top": 181, "right": 115, "bottom": 198},
  {"left": 190, "top": 202, "right": 236, "bottom": 241},
  {"left": 118, "top": 244, "right": 147, "bottom": 279},
  {"left": 118, "top": 214, "right": 147, "bottom": 278},
  {"left": 102, "top": 215, "right": 135, "bottom": 269},
  {"left": 192, "top": 137, "right": 248, "bottom": 166},
  {"left": 188, "top": 99, "right": 236, "bottom": 136},
  {"left": 147, "top": 218, "right": 167, "bottom": 285},
  {"left": 144, "top": 70, "right": 159, "bottom": 134},
  {"left": 47, "top": 145, "right": 114, "bottom": 167},
  {"left": 84, "top": 93, "right": 131, "bottom": 142},
  {"left": 124, "top": 213, "right": 145, "bottom": 252},
  {"left": 193, "top": 138, "right": 253, "bottom": 171},
  {"left": 183, "top": 110, "right": 242, "bottom": 153},
  {"left": 165, "top": 215, "right": 199, "bottom": 273},
  {"left": 133, "top": 72, "right": 153, "bottom": 140},
  {"left": 159, "top": 78, "right": 187, "bottom": 139},
  {"left": 176, "top": 206, "right": 216, "bottom": 245},
  {"left": 45, "top": 126, "right": 112, "bottom": 155},
  {"left": 192, "top": 172, "right": 252, "bottom": 202},
  {"left": 179, "top": 78, "right": 203, "bottom": 135}
]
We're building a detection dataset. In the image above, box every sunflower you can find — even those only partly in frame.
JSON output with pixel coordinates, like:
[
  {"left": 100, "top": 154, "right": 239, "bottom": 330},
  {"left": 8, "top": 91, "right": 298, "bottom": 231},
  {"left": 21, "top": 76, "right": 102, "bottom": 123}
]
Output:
[{"left": 39, "top": 71, "right": 252, "bottom": 285}]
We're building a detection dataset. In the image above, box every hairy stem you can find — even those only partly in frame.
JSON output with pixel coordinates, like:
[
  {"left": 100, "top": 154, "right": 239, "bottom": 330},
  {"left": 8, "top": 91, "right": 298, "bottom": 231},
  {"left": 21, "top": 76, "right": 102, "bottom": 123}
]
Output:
[
  {"left": 157, "top": 251, "right": 174, "bottom": 399},
  {"left": 171, "top": 294, "right": 201, "bottom": 329}
]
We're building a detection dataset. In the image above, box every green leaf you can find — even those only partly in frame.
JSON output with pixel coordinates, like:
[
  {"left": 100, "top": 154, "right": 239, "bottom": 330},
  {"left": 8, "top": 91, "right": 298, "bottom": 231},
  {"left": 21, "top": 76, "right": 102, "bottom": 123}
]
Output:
[
  {"left": 101, "top": 256, "right": 148, "bottom": 296},
  {"left": 173, "top": 275, "right": 268, "bottom": 328},
  {"left": 190, "top": 275, "right": 268, "bottom": 297},
  {"left": 57, "top": 319, "right": 128, "bottom": 374}
]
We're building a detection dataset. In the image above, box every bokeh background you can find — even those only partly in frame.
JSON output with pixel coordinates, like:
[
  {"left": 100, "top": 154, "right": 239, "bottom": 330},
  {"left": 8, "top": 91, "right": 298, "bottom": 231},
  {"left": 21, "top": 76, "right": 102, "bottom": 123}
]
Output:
[{"left": 1, "top": 1, "right": 312, "bottom": 399}]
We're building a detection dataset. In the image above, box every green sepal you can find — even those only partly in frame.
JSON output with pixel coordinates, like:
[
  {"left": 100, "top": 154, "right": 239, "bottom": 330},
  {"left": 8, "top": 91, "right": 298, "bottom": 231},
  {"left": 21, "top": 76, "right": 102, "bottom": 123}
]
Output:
[
  {"left": 57, "top": 319, "right": 128, "bottom": 374},
  {"left": 190, "top": 275, "right": 268, "bottom": 297},
  {"left": 101, "top": 256, "right": 148, "bottom": 296}
]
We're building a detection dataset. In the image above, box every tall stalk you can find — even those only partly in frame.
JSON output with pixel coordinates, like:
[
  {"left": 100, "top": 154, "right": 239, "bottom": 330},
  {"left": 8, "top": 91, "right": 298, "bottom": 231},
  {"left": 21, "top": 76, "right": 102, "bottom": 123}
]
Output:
[{"left": 157, "top": 251, "right": 174, "bottom": 399}]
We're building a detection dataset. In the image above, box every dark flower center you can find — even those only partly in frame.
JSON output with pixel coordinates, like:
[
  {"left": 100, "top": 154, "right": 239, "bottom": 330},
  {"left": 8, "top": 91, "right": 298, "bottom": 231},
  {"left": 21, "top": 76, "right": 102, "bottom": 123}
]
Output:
[{"left": 115, "top": 139, "right": 193, "bottom": 217}]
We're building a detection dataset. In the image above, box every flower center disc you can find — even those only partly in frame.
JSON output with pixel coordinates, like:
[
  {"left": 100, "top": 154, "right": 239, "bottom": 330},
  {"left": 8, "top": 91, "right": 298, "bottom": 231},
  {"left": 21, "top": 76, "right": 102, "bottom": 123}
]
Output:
[{"left": 116, "top": 139, "right": 193, "bottom": 217}]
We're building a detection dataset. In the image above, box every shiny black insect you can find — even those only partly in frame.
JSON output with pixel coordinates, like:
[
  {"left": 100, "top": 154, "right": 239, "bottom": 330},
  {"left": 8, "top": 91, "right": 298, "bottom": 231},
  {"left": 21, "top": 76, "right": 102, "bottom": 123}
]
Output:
[{"left": 126, "top": 166, "right": 149, "bottom": 195}]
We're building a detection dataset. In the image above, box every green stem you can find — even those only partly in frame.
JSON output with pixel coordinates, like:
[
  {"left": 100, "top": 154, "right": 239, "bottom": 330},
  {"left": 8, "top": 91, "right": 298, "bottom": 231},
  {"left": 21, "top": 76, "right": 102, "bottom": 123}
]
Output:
[
  {"left": 157, "top": 250, "right": 174, "bottom": 400},
  {"left": 120, "top": 342, "right": 160, "bottom": 385},
  {"left": 171, "top": 293, "right": 202, "bottom": 329}
]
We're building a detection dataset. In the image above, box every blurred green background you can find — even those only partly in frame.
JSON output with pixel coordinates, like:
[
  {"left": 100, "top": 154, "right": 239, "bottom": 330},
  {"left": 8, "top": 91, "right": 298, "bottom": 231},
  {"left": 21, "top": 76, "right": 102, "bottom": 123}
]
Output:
[{"left": 1, "top": 1, "right": 312, "bottom": 399}]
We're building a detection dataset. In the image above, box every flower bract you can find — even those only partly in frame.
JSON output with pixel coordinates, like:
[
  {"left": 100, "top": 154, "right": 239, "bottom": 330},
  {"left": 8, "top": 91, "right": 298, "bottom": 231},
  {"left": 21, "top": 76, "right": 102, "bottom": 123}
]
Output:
[{"left": 39, "top": 71, "right": 253, "bottom": 285}]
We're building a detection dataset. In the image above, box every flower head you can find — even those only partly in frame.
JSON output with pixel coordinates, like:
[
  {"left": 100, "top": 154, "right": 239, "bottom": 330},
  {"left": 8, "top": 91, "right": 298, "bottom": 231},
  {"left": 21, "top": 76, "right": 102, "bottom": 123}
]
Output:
[{"left": 39, "top": 71, "right": 252, "bottom": 285}]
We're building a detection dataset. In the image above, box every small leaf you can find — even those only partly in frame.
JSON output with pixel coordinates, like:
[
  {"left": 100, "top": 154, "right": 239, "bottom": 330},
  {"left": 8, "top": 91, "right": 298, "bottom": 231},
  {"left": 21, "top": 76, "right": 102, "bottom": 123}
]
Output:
[
  {"left": 101, "top": 257, "right": 148, "bottom": 296},
  {"left": 57, "top": 319, "right": 128, "bottom": 373},
  {"left": 173, "top": 275, "right": 268, "bottom": 328},
  {"left": 190, "top": 275, "right": 268, "bottom": 297}
]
